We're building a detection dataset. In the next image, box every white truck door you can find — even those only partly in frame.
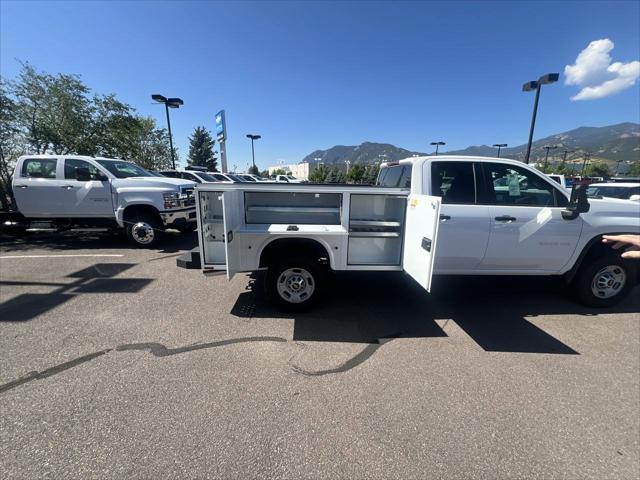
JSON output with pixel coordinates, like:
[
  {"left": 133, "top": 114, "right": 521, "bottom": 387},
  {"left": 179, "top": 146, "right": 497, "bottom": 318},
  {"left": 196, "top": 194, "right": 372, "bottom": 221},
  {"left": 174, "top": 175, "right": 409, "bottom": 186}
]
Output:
[
  {"left": 222, "top": 190, "right": 244, "bottom": 280},
  {"left": 60, "top": 159, "right": 113, "bottom": 217},
  {"left": 402, "top": 194, "right": 441, "bottom": 291},
  {"left": 13, "top": 157, "right": 65, "bottom": 217}
]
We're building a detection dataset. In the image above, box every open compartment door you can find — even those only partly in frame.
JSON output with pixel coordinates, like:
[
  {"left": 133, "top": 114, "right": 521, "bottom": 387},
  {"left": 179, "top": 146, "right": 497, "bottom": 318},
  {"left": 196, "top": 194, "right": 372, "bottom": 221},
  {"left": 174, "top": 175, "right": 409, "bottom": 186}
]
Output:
[
  {"left": 402, "top": 194, "right": 441, "bottom": 292},
  {"left": 222, "top": 190, "right": 243, "bottom": 280}
]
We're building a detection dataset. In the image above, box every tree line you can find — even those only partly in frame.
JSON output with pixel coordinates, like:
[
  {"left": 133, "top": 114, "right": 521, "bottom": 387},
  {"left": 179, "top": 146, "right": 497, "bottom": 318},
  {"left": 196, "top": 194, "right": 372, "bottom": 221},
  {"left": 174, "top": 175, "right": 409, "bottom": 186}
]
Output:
[{"left": 0, "top": 63, "right": 219, "bottom": 209}]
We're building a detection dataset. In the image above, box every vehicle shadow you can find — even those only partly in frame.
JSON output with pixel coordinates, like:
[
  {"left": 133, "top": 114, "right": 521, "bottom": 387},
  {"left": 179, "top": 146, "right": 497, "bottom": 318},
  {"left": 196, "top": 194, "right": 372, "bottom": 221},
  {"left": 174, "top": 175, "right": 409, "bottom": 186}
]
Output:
[
  {"left": 0, "top": 263, "right": 154, "bottom": 322},
  {"left": 0, "top": 230, "right": 197, "bottom": 254},
  {"left": 231, "top": 272, "right": 640, "bottom": 355}
]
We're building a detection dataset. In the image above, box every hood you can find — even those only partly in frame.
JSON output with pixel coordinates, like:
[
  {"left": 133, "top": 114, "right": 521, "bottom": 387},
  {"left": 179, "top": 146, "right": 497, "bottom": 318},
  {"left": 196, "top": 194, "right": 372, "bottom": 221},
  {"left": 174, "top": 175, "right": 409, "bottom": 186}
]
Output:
[
  {"left": 111, "top": 177, "right": 196, "bottom": 191},
  {"left": 585, "top": 197, "right": 640, "bottom": 217}
]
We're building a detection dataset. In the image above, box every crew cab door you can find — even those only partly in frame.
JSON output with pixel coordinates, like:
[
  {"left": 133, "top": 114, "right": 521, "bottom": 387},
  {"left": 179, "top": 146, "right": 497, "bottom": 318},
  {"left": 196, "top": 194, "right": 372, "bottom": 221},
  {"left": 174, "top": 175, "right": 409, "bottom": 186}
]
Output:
[
  {"left": 13, "top": 157, "right": 65, "bottom": 216},
  {"left": 402, "top": 194, "right": 441, "bottom": 291},
  {"left": 477, "top": 162, "right": 581, "bottom": 272},
  {"left": 59, "top": 159, "right": 112, "bottom": 217},
  {"left": 222, "top": 190, "right": 243, "bottom": 280}
]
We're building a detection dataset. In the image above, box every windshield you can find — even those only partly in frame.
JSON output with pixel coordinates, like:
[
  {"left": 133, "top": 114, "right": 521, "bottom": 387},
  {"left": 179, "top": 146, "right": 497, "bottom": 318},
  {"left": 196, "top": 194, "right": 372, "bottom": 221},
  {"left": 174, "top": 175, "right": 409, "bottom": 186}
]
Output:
[
  {"left": 195, "top": 172, "right": 218, "bottom": 182},
  {"left": 286, "top": 175, "right": 297, "bottom": 180},
  {"left": 97, "top": 160, "right": 153, "bottom": 178},
  {"left": 226, "top": 174, "right": 243, "bottom": 182}
]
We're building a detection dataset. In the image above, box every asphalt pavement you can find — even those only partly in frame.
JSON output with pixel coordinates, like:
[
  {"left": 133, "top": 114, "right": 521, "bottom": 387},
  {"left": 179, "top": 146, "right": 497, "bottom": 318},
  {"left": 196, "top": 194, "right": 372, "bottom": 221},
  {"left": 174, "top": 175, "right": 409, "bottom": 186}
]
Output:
[{"left": 1, "top": 231, "right": 639, "bottom": 479}]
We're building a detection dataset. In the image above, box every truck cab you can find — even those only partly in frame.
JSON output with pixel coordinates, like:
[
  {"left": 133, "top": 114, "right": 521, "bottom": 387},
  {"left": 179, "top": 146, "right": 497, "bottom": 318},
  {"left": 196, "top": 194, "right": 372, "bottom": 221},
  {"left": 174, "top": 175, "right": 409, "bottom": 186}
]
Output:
[{"left": 11, "top": 155, "right": 198, "bottom": 246}]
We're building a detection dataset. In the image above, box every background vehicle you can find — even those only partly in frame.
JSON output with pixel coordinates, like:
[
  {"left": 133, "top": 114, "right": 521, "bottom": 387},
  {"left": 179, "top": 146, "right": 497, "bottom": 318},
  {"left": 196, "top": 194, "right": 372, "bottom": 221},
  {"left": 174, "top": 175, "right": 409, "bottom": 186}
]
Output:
[
  {"left": 160, "top": 169, "right": 223, "bottom": 183},
  {"left": 275, "top": 174, "right": 301, "bottom": 183},
  {"left": 187, "top": 156, "right": 639, "bottom": 310},
  {"left": 586, "top": 183, "right": 640, "bottom": 202},
  {"left": 7, "top": 155, "right": 198, "bottom": 246},
  {"left": 546, "top": 173, "right": 568, "bottom": 188}
]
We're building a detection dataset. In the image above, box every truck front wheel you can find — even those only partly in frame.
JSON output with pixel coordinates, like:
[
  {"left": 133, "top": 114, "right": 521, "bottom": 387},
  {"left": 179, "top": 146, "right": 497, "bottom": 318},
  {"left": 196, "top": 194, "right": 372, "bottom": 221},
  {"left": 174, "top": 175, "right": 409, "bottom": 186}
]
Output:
[
  {"left": 125, "top": 213, "right": 162, "bottom": 248},
  {"left": 574, "top": 254, "right": 635, "bottom": 307},
  {"left": 266, "top": 259, "right": 324, "bottom": 311}
]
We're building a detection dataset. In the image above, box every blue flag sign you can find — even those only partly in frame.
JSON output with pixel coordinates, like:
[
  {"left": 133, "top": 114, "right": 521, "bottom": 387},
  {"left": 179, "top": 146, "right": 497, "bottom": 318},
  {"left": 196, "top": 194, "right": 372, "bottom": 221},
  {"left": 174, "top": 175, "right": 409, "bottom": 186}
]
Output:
[{"left": 215, "top": 110, "right": 226, "bottom": 141}]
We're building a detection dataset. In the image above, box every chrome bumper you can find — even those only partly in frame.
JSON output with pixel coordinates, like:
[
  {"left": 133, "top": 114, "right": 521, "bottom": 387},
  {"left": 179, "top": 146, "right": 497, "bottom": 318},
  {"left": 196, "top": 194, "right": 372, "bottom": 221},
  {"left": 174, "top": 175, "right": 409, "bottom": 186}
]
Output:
[{"left": 159, "top": 207, "right": 197, "bottom": 228}]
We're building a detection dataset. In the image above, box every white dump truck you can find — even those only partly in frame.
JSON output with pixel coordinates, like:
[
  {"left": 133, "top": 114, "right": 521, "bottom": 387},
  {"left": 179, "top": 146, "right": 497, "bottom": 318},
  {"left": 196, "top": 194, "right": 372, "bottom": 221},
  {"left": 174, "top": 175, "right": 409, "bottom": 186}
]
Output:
[
  {"left": 190, "top": 156, "right": 639, "bottom": 310},
  {"left": 6, "top": 155, "right": 197, "bottom": 247}
]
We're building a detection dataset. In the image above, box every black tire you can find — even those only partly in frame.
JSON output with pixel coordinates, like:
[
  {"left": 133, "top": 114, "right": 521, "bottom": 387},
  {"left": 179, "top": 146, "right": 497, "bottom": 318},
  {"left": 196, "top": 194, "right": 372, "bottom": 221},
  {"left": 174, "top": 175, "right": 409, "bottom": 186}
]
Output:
[
  {"left": 266, "top": 258, "right": 324, "bottom": 311},
  {"left": 125, "top": 213, "right": 163, "bottom": 248},
  {"left": 574, "top": 254, "right": 636, "bottom": 307},
  {"left": 177, "top": 223, "right": 197, "bottom": 234}
]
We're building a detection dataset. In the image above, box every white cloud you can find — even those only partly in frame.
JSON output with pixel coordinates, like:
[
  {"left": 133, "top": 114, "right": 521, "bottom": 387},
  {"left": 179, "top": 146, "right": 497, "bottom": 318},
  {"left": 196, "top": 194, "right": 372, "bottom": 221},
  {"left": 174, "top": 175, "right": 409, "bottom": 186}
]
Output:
[{"left": 564, "top": 39, "right": 640, "bottom": 100}]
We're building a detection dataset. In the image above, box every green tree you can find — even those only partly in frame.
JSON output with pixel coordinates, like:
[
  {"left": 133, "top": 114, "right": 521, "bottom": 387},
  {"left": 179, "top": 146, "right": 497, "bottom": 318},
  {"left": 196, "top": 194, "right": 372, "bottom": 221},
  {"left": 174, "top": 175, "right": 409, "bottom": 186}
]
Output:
[
  {"left": 627, "top": 161, "right": 640, "bottom": 176},
  {"left": 308, "top": 165, "right": 329, "bottom": 182},
  {"left": 584, "top": 162, "right": 611, "bottom": 178},
  {"left": 271, "top": 168, "right": 287, "bottom": 176},
  {"left": 248, "top": 165, "right": 260, "bottom": 175},
  {"left": 362, "top": 164, "right": 380, "bottom": 184},
  {"left": 346, "top": 163, "right": 365, "bottom": 183},
  {"left": 187, "top": 126, "right": 217, "bottom": 171},
  {"left": 0, "top": 63, "right": 177, "bottom": 206},
  {"left": 0, "top": 78, "right": 19, "bottom": 209},
  {"left": 259, "top": 169, "right": 269, "bottom": 178}
]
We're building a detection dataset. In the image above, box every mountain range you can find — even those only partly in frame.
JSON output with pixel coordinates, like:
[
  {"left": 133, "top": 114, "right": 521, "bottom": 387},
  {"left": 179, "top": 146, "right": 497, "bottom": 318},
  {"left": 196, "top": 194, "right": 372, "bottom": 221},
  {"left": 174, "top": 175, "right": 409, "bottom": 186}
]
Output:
[{"left": 301, "top": 123, "right": 640, "bottom": 170}]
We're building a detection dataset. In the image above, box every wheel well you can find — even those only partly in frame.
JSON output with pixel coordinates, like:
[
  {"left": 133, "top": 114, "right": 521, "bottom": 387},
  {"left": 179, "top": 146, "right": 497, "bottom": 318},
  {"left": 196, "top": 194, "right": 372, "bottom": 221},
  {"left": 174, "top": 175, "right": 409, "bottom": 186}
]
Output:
[
  {"left": 566, "top": 233, "right": 638, "bottom": 282},
  {"left": 259, "top": 238, "right": 331, "bottom": 269},
  {"left": 123, "top": 204, "right": 162, "bottom": 226}
]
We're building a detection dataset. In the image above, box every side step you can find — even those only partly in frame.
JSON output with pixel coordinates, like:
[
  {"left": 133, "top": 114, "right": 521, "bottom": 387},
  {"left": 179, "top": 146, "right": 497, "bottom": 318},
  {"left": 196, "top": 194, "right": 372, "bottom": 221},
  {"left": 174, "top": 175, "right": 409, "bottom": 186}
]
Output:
[{"left": 176, "top": 247, "right": 202, "bottom": 269}]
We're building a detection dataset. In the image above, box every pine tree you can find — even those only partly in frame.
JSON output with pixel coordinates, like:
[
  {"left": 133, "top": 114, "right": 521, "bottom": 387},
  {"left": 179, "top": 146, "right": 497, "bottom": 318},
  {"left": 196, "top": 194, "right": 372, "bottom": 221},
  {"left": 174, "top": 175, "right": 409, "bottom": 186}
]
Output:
[
  {"left": 248, "top": 165, "right": 260, "bottom": 175},
  {"left": 187, "top": 126, "right": 217, "bottom": 171}
]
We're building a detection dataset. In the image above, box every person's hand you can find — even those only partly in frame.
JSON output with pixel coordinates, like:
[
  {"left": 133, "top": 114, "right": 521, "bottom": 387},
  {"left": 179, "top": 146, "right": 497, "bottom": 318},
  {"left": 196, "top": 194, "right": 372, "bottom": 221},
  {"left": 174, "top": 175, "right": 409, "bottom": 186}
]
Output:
[{"left": 602, "top": 234, "right": 640, "bottom": 259}]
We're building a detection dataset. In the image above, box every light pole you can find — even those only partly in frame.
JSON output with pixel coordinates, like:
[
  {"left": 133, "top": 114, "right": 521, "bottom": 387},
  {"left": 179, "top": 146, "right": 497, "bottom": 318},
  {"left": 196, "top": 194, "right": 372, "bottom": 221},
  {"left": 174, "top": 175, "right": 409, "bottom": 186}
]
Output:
[
  {"left": 543, "top": 145, "right": 558, "bottom": 171},
  {"left": 561, "top": 149, "right": 574, "bottom": 169},
  {"left": 246, "top": 134, "right": 261, "bottom": 172},
  {"left": 493, "top": 143, "right": 507, "bottom": 158},
  {"left": 522, "top": 73, "right": 559, "bottom": 164},
  {"left": 152, "top": 94, "right": 183, "bottom": 169},
  {"left": 581, "top": 152, "right": 591, "bottom": 176},
  {"left": 430, "top": 141, "right": 446, "bottom": 155}
]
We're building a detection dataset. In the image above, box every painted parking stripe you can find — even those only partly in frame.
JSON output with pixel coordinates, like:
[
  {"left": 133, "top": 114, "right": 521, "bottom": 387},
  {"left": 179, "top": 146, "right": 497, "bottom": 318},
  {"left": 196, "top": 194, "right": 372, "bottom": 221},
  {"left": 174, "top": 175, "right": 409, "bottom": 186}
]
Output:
[{"left": 0, "top": 254, "right": 124, "bottom": 259}]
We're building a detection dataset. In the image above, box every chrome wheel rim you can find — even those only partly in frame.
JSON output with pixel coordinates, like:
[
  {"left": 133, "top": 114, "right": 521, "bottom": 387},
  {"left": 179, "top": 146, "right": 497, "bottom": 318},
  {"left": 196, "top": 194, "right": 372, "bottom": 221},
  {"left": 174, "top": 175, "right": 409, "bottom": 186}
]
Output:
[
  {"left": 277, "top": 267, "right": 315, "bottom": 304},
  {"left": 591, "top": 265, "right": 626, "bottom": 299},
  {"left": 131, "top": 221, "right": 155, "bottom": 245}
]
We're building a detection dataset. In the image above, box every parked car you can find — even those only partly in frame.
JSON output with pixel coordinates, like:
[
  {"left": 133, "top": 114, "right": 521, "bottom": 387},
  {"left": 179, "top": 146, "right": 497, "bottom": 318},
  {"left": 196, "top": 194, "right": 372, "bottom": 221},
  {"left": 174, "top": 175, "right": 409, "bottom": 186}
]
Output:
[
  {"left": 160, "top": 169, "right": 224, "bottom": 183},
  {"left": 275, "top": 174, "right": 301, "bottom": 183},
  {"left": 6, "top": 155, "right": 197, "bottom": 247},
  {"left": 586, "top": 183, "right": 640, "bottom": 201}
]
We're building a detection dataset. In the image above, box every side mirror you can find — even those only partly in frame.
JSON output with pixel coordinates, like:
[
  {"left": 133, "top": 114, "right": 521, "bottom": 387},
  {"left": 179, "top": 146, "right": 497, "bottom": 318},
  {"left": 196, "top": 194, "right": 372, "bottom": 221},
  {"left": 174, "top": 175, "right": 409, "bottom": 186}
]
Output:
[
  {"left": 562, "top": 184, "right": 590, "bottom": 220},
  {"left": 75, "top": 167, "right": 91, "bottom": 182},
  {"left": 629, "top": 194, "right": 640, "bottom": 202}
]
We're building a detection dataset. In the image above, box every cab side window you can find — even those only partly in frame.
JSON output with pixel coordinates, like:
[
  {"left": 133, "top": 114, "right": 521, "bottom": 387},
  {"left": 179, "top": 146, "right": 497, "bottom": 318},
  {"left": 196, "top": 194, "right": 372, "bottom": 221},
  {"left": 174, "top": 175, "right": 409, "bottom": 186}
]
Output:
[
  {"left": 21, "top": 158, "right": 58, "bottom": 179},
  {"left": 180, "top": 172, "right": 200, "bottom": 183},
  {"left": 64, "top": 159, "right": 103, "bottom": 180},
  {"left": 431, "top": 161, "right": 476, "bottom": 204},
  {"left": 378, "top": 165, "right": 412, "bottom": 188},
  {"left": 480, "top": 163, "right": 567, "bottom": 207}
]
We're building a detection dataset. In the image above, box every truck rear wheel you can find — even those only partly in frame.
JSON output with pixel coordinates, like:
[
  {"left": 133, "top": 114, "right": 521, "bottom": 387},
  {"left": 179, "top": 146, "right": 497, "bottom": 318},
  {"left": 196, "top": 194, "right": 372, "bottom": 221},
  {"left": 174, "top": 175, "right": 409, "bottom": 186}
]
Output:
[
  {"left": 266, "top": 258, "right": 324, "bottom": 311},
  {"left": 125, "top": 213, "right": 162, "bottom": 248},
  {"left": 574, "top": 254, "right": 635, "bottom": 307}
]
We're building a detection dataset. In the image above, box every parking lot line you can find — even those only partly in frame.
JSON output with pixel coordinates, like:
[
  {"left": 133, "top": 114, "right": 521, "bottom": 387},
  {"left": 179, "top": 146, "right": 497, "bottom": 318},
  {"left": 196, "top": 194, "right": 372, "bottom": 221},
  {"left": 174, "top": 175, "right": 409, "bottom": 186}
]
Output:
[{"left": 0, "top": 254, "right": 125, "bottom": 259}]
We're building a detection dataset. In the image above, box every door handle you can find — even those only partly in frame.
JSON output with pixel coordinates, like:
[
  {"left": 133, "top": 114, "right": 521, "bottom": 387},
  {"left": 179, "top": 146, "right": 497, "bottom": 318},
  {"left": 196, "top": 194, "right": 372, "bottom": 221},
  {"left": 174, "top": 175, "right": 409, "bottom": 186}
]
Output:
[
  {"left": 61, "top": 185, "right": 78, "bottom": 189},
  {"left": 421, "top": 237, "right": 432, "bottom": 252},
  {"left": 495, "top": 215, "right": 517, "bottom": 222},
  {"left": 15, "top": 185, "right": 27, "bottom": 189},
  {"left": 439, "top": 214, "right": 451, "bottom": 221}
]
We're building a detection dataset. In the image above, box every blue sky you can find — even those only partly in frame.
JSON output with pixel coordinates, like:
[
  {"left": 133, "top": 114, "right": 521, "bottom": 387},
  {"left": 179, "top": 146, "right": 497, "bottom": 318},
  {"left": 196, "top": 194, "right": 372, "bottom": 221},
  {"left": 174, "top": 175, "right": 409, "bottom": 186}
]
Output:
[{"left": 1, "top": 0, "right": 639, "bottom": 170}]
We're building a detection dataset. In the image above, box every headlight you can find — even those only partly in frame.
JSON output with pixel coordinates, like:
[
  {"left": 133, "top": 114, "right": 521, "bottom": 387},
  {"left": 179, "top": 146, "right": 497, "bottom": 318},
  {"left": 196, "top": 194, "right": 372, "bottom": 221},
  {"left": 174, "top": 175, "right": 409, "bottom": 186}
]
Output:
[{"left": 163, "top": 192, "right": 180, "bottom": 209}]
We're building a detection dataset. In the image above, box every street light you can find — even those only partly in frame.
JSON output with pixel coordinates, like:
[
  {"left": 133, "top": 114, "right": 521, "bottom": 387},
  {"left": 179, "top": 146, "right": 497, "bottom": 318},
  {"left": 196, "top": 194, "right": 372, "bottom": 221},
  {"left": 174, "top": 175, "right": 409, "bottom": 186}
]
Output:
[
  {"left": 543, "top": 145, "right": 558, "bottom": 171},
  {"left": 152, "top": 94, "right": 183, "bottom": 169},
  {"left": 493, "top": 143, "right": 507, "bottom": 158},
  {"left": 246, "top": 134, "right": 261, "bottom": 172},
  {"left": 522, "top": 73, "right": 559, "bottom": 164},
  {"left": 430, "top": 141, "right": 446, "bottom": 155}
]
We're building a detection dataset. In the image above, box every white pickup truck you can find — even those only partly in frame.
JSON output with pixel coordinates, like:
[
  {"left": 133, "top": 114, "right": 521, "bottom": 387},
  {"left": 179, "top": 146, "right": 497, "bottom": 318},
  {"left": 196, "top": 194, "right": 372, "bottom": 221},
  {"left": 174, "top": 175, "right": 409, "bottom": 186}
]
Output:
[
  {"left": 190, "top": 156, "right": 639, "bottom": 309},
  {"left": 6, "top": 155, "right": 197, "bottom": 247}
]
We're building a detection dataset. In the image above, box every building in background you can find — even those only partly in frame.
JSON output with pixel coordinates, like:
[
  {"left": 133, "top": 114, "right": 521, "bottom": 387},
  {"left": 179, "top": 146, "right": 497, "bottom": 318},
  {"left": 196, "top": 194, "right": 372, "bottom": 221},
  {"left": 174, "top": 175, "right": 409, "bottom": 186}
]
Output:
[{"left": 267, "top": 161, "right": 348, "bottom": 180}]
